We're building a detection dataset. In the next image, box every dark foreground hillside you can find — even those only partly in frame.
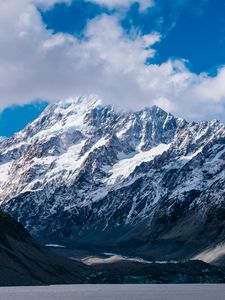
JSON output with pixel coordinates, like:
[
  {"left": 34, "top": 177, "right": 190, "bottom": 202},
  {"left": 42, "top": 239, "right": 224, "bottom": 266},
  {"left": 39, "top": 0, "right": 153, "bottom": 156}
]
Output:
[
  {"left": 1, "top": 211, "right": 225, "bottom": 286},
  {"left": 0, "top": 212, "right": 87, "bottom": 286}
]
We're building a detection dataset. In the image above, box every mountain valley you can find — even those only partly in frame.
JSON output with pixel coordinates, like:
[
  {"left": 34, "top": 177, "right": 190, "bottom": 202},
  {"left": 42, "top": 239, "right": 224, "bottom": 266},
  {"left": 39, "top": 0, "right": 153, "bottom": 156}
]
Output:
[{"left": 0, "top": 96, "right": 225, "bottom": 265}]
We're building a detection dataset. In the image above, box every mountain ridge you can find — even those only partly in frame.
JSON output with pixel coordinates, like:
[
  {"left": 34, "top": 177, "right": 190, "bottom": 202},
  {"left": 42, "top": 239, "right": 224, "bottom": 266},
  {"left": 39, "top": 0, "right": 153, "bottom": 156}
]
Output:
[{"left": 1, "top": 95, "right": 225, "bottom": 264}]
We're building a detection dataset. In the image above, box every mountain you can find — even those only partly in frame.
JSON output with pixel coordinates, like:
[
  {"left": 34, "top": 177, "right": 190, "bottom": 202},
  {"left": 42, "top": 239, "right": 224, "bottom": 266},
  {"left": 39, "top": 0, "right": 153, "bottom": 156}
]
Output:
[
  {"left": 1, "top": 210, "right": 225, "bottom": 286},
  {"left": 0, "top": 211, "right": 87, "bottom": 286},
  {"left": 0, "top": 95, "right": 225, "bottom": 263}
]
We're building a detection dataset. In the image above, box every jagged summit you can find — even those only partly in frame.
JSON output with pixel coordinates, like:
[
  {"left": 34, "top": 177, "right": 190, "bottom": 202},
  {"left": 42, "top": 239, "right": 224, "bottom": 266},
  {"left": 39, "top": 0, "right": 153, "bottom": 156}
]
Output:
[
  {"left": 0, "top": 97, "right": 185, "bottom": 201},
  {"left": 0, "top": 96, "right": 225, "bottom": 262}
]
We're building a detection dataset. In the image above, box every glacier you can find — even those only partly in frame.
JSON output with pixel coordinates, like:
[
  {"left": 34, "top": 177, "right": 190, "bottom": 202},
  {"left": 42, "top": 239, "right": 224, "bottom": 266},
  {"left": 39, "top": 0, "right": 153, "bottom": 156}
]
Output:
[{"left": 0, "top": 95, "right": 225, "bottom": 262}]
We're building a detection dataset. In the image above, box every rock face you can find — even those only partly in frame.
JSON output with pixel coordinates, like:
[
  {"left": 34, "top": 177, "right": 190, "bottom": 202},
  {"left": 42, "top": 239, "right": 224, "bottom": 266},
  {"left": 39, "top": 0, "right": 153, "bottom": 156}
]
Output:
[
  {"left": 0, "top": 212, "right": 87, "bottom": 286},
  {"left": 0, "top": 95, "right": 225, "bottom": 261}
]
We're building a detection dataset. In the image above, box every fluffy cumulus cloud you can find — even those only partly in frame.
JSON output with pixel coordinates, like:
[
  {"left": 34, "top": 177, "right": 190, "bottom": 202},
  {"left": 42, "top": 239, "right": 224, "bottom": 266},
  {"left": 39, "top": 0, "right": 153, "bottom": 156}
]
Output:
[{"left": 0, "top": 0, "right": 225, "bottom": 121}]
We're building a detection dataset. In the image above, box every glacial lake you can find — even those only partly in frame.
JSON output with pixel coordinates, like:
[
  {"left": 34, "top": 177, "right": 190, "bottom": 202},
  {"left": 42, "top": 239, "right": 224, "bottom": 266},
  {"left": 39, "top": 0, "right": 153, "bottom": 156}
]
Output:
[{"left": 0, "top": 284, "right": 225, "bottom": 300}]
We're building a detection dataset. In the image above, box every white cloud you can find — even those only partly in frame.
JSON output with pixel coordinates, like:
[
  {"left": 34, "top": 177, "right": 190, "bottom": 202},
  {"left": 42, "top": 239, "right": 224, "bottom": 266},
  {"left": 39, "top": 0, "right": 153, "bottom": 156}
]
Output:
[
  {"left": 0, "top": 0, "right": 225, "bottom": 122},
  {"left": 33, "top": 0, "right": 72, "bottom": 8},
  {"left": 86, "top": 0, "right": 154, "bottom": 11},
  {"left": 194, "top": 68, "right": 225, "bottom": 102}
]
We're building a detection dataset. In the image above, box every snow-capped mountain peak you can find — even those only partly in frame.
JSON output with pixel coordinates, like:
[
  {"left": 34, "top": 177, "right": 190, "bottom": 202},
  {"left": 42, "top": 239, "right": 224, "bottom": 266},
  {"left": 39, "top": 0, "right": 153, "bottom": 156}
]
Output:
[
  {"left": 1, "top": 97, "right": 225, "bottom": 262},
  {"left": 0, "top": 97, "right": 182, "bottom": 200}
]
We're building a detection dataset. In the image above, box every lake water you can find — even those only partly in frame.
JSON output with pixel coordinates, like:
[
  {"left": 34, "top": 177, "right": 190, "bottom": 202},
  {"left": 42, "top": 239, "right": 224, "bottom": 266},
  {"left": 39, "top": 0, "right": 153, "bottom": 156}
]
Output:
[{"left": 0, "top": 284, "right": 224, "bottom": 300}]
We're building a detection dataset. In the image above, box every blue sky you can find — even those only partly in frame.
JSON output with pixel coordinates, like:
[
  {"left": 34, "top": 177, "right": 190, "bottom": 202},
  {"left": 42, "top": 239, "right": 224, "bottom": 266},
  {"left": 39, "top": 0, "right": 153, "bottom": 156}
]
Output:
[
  {"left": 1, "top": 0, "right": 225, "bottom": 136},
  {"left": 0, "top": 101, "right": 48, "bottom": 137},
  {"left": 41, "top": 0, "right": 225, "bottom": 74}
]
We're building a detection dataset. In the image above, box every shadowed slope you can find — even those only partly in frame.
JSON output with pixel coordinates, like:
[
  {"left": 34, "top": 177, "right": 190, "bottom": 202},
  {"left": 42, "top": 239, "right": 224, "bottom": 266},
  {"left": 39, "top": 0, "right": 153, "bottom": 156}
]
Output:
[{"left": 0, "top": 212, "right": 87, "bottom": 286}]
